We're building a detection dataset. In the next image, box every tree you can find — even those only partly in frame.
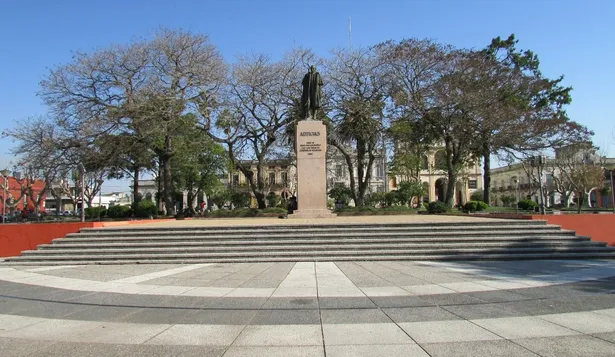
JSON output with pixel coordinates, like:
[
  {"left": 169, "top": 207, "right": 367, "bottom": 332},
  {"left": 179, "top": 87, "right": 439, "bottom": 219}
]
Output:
[
  {"left": 377, "top": 39, "right": 474, "bottom": 207},
  {"left": 397, "top": 180, "right": 427, "bottom": 207},
  {"left": 474, "top": 35, "right": 592, "bottom": 204},
  {"left": 202, "top": 50, "right": 310, "bottom": 208},
  {"left": 327, "top": 47, "right": 387, "bottom": 206},
  {"left": 39, "top": 29, "right": 227, "bottom": 215}
]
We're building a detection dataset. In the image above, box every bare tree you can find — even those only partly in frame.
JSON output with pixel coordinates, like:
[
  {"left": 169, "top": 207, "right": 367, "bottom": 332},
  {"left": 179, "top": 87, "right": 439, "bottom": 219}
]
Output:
[
  {"left": 326, "top": 47, "right": 388, "bottom": 206},
  {"left": 201, "top": 50, "right": 311, "bottom": 208}
]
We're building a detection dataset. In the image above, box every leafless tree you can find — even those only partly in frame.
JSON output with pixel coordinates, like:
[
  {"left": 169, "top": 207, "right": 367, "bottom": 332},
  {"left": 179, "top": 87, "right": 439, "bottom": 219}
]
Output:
[
  {"left": 201, "top": 49, "right": 312, "bottom": 208},
  {"left": 325, "top": 47, "right": 388, "bottom": 206}
]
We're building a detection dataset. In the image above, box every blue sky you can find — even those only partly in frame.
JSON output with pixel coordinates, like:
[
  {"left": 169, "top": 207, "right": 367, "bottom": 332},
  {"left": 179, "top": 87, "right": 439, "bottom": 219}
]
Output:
[{"left": 1, "top": 0, "right": 613, "bottom": 191}]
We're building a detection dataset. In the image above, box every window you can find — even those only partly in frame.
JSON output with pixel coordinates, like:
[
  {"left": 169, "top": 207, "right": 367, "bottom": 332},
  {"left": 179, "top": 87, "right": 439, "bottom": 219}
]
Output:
[
  {"left": 233, "top": 174, "right": 239, "bottom": 186},
  {"left": 468, "top": 180, "right": 477, "bottom": 189},
  {"left": 376, "top": 164, "right": 384, "bottom": 178},
  {"left": 336, "top": 165, "right": 344, "bottom": 178},
  {"left": 268, "top": 166, "right": 276, "bottom": 170},
  {"left": 281, "top": 172, "right": 288, "bottom": 184},
  {"left": 269, "top": 172, "right": 276, "bottom": 185}
]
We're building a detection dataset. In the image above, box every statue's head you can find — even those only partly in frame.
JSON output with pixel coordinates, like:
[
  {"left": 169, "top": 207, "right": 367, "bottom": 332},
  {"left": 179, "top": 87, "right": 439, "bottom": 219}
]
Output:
[{"left": 310, "top": 65, "right": 316, "bottom": 72}]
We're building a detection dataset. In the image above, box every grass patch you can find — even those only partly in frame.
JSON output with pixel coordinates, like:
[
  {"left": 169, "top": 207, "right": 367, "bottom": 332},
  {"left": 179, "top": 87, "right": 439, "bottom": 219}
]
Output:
[{"left": 205, "top": 207, "right": 287, "bottom": 218}]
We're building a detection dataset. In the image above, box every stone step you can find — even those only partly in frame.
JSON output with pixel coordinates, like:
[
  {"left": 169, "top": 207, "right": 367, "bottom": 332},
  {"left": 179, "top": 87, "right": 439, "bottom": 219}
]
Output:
[
  {"left": 25, "top": 241, "right": 608, "bottom": 255},
  {"left": 44, "top": 236, "right": 592, "bottom": 248},
  {"left": 6, "top": 251, "right": 615, "bottom": 265},
  {"left": 77, "top": 221, "right": 549, "bottom": 233},
  {"left": 60, "top": 230, "right": 576, "bottom": 243},
  {"left": 10, "top": 245, "right": 615, "bottom": 260},
  {"left": 72, "top": 224, "right": 558, "bottom": 236}
]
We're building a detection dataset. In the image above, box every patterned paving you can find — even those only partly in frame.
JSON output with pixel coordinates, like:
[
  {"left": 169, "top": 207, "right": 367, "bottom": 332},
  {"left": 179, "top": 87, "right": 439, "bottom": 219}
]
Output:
[{"left": 1, "top": 260, "right": 614, "bottom": 356}]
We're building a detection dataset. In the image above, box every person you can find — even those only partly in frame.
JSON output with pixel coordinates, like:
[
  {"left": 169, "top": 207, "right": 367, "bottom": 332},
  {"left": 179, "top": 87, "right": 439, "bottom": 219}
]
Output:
[{"left": 200, "top": 201, "right": 207, "bottom": 216}]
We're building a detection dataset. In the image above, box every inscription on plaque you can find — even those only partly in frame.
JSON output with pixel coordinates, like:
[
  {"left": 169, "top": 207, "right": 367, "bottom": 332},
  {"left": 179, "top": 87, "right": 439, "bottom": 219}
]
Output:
[{"left": 298, "top": 141, "right": 322, "bottom": 156}]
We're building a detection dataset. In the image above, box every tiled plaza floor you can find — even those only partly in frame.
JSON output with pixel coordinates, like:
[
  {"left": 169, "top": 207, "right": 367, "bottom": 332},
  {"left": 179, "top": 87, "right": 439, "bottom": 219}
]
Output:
[{"left": 1, "top": 259, "right": 615, "bottom": 356}]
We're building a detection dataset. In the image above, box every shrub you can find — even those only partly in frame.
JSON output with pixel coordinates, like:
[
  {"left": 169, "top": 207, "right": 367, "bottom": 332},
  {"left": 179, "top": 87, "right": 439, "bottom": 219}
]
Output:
[
  {"left": 470, "top": 190, "right": 484, "bottom": 202},
  {"left": 518, "top": 199, "right": 538, "bottom": 211},
  {"left": 463, "top": 201, "right": 478, "bottom": 212},
  {"left": 476, "top": 201, "right": 488, "bottom": 211},
  {"left": 328, "top": 184, "right": 353, "bottom": 205},
  {"left": 368, "top": 192, "right": 387, "bottom": 207},
  {"left": 500, "top": 194, "right": 516, "bottom": 207},
  {"left": 106, "top": 205, "right": 132, "bottom": 218},
  {"left": 427, "top": 201, "right": 450, "bottom": 214},
  {"left": 422, "top": 202, "right": 429, "bottom": 210},
  {"left": 134, "top": 200, "right": 158, "bottom": 218},
  {"left": 384, "top": 191, "right": 402, "bottom": 207},
  {"left": 210, "top": 187, "right": 231, "bottom": 209},
  {"left": 230, "top": 190, "right": 251, "bottom": 208},
  {"left": 266, "top": 192, "right": 280, "bottom": 208},
  {"left": 84, "top": 207, "right": 106, "bottom": 219}
]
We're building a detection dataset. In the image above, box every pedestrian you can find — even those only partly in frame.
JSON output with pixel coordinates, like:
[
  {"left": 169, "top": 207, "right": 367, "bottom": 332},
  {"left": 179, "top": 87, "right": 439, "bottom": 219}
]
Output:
[{"left": 200, "top": 201, "right": 207, "bottom": 216}]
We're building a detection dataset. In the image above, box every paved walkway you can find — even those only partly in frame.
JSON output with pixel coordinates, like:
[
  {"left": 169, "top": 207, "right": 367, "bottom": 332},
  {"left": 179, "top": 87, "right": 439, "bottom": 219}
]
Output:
[{"left": 1, "top": 259, "right": 615, "bottom": 356}]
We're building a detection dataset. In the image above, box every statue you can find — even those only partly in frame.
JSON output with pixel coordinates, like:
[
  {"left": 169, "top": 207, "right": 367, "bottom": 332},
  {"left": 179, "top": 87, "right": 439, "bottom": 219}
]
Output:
[{"left": 300, "top": 65, "right": 323, "bottom": 120}]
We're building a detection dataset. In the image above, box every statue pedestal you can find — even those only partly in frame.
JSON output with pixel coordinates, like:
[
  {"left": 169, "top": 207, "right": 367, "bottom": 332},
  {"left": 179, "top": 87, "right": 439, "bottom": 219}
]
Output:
[{"left": 291, "top": 121, "right": 336, "bottom": 219}]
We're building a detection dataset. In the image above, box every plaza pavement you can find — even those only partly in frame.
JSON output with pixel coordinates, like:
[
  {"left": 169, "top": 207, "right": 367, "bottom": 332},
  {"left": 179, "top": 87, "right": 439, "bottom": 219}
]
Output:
[{"left": 1, "top": 216, "right": 614, "bottom": 356}]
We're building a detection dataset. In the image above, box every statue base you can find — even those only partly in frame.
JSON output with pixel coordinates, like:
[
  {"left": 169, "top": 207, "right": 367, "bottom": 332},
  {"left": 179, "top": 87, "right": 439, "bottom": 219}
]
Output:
[
  {"left": 292, "top": 120, "right": 336, "bottom": 219},
  {"left": 290, "top": 209, "right": 337, "bottom": 219}
]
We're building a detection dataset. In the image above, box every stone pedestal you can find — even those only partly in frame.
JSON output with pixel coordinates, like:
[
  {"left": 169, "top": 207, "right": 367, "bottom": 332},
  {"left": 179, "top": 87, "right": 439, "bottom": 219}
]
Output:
[{"left": 292, "top": 120, "right": 336, "bottom": 218}]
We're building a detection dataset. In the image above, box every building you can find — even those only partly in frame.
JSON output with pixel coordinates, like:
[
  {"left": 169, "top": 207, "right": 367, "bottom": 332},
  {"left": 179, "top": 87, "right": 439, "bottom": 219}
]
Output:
[
  {"left": 228, "top": 160, "right": 295, "bottom": 200},
  {"left": 490, "top": 144, "right": 615, "bottom": 208},
  {"left": 387, "top": 146, "right": 483, "bottom": 205},
  {"left": 0, "top": 174, "right": 47, "bottom": 214},
  {"left": 326, "top": 147, "right": 388, "bottom": 195}
]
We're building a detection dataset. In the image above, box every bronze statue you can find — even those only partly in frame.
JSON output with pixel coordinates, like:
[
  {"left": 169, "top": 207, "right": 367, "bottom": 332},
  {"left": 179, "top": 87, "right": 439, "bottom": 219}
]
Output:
[{"left": 300, "top": 65, "right": 323, "bottom": 120}]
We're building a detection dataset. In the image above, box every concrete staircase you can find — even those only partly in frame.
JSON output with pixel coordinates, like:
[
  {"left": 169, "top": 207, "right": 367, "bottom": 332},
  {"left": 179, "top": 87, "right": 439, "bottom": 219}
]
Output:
[{"left": 5, "top": 221, "right": 615, "bottom": 265}]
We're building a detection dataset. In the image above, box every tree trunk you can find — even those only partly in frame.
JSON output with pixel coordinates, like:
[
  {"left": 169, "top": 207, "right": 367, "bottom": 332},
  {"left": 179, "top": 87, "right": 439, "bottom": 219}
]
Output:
[
  {"left": 577, "top": 192, "right": 583, "bottom": 214},
  {"left": 133, "top": 166, "right": 140, "bottom": 206},
  {"left": 482, "top": 143, "right": 491, "bottom": 204},
  {"left": 444, "top": 139, "right": 457, "bottom": 207},
  {"left": 163, "top": 135, "right": 175, "bottom": 216}
]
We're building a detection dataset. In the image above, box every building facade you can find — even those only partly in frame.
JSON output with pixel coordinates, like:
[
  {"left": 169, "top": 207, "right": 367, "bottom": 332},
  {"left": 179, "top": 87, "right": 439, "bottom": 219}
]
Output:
[
  {"left": 387, "top": 147, "right": 483, "bottom": 205},
  {"left": 490, "top": 145, "right": 615, "bottom": 208}
]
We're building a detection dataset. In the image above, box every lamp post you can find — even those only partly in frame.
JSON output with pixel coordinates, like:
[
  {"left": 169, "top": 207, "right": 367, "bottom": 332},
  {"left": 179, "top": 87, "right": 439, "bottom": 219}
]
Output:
[
  {"left": 1, "top": 169, "right": 10, "bottom": 224},
  {"left": 513, "top": 179, "right": 519, "bottom": 214}
]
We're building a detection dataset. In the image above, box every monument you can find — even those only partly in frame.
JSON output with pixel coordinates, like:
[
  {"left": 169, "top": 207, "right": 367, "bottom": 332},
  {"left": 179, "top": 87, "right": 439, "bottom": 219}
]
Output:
[{"left": 292, "top": 65, "right": 336, "bottom": 218}]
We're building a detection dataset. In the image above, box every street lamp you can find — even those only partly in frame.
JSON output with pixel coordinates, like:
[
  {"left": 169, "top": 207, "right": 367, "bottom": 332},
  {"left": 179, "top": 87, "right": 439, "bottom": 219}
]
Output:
[{"left": 1, "top": 169, "right": 10, "bottom": 224}]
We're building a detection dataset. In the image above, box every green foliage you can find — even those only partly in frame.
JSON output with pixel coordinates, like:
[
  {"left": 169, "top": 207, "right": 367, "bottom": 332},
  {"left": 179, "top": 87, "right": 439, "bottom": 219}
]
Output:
[
  {"left": 477, "top": 201, "right": 488, "bottom": 211},
  {"left": 500, "top": 194, "right": 516, "bottom": 207},
  {"left": 464, "top": 201, "right": 488, "bottom": 212},
  {"left": 427, "top": 201, "right": 450, "bottom": 214},
  {"left": 397, "top": 180, "right": 427, "bottom": 206},
  {"left": 470, "top": 190, "right": 484, "bottom": 202},
  {"left": 207, "top": 207, "right": 286, "bottom": 218},
  {"left": 210, "top": 187, "right": 231, "bottom": 209},
  {"left": 230, "top": 190, "right": 251, "bottom": 208},
  {"left": 84, "top": 207, "right": 106, "bottom": 219},
  {"left": 367, "top": 192, "right": 387, "bottom": 207},
  {"left": 463, "top": 201, "right": 478, "bottom": 212},
  {"left": 517, "top": 199, "right": 538, "bottom": 211},
  {"left": 422, "top": 202, "right": 429, "bottom": 210},
  {"left": 384, "top": 191, "right": 401, "bottom": 206},
  {"left": 328, "top": 184, "right": 353, "bottom": 205},
  {"left": 266, "top": 192, "right": 280, "bottom": 208},
  {"left": 134, "top": 200, "right": 158, "bottom": 218},
  {"left": 106, "top": 205, "right": 133, "bottom": 218}
]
